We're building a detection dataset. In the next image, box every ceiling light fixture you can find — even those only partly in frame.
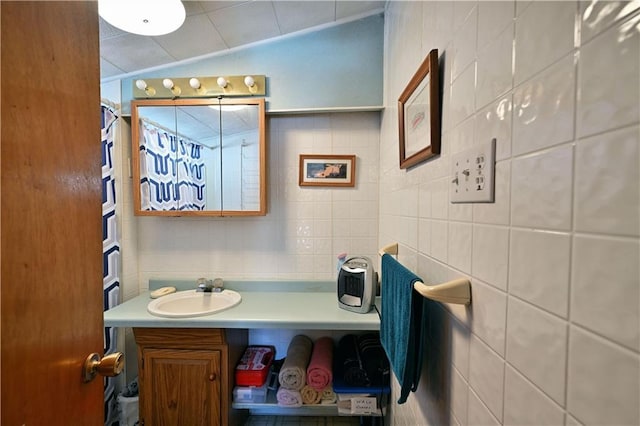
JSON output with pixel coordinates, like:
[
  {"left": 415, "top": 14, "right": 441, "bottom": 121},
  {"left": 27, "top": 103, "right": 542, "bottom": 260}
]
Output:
[
  {"left": 162, "top": 78, "right": 181, "bottom": 96},
  {"left": 216, "top": 77, "right": 228, "bottom": 89},
  {"left": 189, "top": 78, "right": 201, "bottom": 89},
  {"left": 99, "top": 0, "right": 186, "bottom": 36},
  {"left": 135, "top": 79, "right": 156, "bottom": 96}
]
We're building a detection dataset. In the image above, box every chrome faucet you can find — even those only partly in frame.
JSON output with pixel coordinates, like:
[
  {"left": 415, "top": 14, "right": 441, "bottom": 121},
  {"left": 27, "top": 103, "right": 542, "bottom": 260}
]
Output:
[{"left": 196, "top": 277, "right": 224, "bottom": 293}]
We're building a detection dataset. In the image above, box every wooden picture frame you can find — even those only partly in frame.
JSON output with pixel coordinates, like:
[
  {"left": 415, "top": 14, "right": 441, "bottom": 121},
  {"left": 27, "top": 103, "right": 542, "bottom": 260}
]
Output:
[
  {"left": 398, "top": 49, "right": 441, "bottom": 169},
  {"left": 298, "top": 154, "right": 356, "bottom": 187}
]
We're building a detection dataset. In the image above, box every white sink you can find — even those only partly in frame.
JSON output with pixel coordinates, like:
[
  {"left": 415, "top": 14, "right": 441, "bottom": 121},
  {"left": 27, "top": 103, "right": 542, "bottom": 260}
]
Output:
[{"left": 147, "top": 289, "right": 241, "bottom": 318}]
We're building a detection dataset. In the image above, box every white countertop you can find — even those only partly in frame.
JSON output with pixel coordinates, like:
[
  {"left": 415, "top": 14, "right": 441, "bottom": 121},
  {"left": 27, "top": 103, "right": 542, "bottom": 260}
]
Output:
[{"left": 103, "top": 280, "right": 381, "bottom": 330}]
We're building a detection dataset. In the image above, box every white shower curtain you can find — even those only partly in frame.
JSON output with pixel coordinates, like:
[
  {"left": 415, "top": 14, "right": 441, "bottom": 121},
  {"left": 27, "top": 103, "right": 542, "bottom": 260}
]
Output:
[
  {"left": 139, "top": 121, "right": 206, "bottom": 211},
  {"left": 101, "top": 104, "right": 120, "bottom": 426}
]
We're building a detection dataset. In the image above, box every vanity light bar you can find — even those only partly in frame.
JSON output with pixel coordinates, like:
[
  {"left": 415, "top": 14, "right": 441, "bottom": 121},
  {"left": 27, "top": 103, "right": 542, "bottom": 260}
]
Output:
[{"left": 132, "top": 75, "right": 266, "bottom": 99}]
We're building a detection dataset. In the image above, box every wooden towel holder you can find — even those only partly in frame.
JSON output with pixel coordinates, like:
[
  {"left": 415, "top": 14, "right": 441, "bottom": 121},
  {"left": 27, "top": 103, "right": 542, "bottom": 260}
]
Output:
[{"left": 378, "top": 243, "right": 471, "bottom": 305}]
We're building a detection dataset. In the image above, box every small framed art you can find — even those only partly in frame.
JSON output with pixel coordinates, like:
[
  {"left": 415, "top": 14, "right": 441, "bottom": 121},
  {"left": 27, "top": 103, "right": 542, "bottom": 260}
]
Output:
[
  {"left": 398, "top": 48, "right": 441, "bottom": 169},
  {"left": 298, "top": 154, "right": 356, "bottom": 187}
]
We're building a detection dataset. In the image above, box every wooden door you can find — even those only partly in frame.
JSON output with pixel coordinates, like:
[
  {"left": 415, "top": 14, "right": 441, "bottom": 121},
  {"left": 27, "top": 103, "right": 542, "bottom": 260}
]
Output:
[
  {"left": 0, "top": 2, "right": 104, "bottom": 425},
  {"left": 141, "top": 348, "right": 222, "bottom": 426}
]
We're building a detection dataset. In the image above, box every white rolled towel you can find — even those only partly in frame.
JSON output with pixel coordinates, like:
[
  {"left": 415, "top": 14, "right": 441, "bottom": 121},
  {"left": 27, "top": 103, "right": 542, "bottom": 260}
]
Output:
[{"left": 276, "top": 388, "right": 303, "bottom": 407}]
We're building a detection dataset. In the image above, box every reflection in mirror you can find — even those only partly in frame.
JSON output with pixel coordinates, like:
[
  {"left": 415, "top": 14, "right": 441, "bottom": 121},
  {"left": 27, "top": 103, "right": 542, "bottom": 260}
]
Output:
[{"left": 131, "top": 98, "right": 266, "bottom": 216}]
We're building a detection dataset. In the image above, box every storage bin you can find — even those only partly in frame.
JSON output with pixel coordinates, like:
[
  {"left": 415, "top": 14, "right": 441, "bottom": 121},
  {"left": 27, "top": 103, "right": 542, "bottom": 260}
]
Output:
[
  {"left": 235, "top": 345, "right": 275, "bottom": 387},
  {"left": 233, "top": 380, "right": 269, "bottom": 403}
]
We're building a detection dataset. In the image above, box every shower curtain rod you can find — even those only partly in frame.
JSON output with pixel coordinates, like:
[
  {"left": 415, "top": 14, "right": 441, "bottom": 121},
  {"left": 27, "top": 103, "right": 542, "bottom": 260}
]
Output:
[{"left": 140, "top": 117, "right": 215, "bottom": 150}]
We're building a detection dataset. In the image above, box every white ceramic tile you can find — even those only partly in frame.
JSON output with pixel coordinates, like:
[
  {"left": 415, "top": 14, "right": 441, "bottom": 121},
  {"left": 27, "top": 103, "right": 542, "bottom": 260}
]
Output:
[
  {"left": 477, "top": 23, "right": 514, "bottom": 109},
  {"left": 471, "top": 224, "right": 509, "bottom": 291},
  {"left": 450, "top": 116, "right": 476, "bottom": 156},
  {"left": 514, "top": 1, "right": 577, "bottom": 85},
  {"left": 565, "top": 414, "right": 583, "bottom": 426},
  {"left": 451, "top": 367, "right": 469, "bottom": 425},
  {"left": 450, "top": 64, "right": 477, "bottom": 129},
  {"left": 512, "top": 55, "right": 576, "bottom": 156},
  {"left": 469, "top": 335, "right": 505, "bottom": 421},
  {"left": 572, "top": 235, "right": 640, "bottom": 351},
  {"left": 575, "top": 125, "right": 640, "bottom": 237},
  {"left": 431, "top": 178, "right": 449, "bottom": 220},
  {"left": 451, "top": 317, "right": 471, "bottom": 379},
  {"left": 515, "top": 0, "right": 533, "bottom": 16},
  {"left": 511, "top": 145, "right": 574, "bottom": 231},
  {"left": 478, "top": 1, "right": 515, "bottom": 50},
  {"left": 430, "top": 219, "right": 449, "bottom": 263},
  {"left": 506, "top": 297, "right": 568, "bottom": 405},
  {"left": 453, "top": 1, "right": 477, "bottom": 31},
  {"left": 418, "top": 218, "right": 431, "bottom": 256},
  {"left": 567, "top": 327, "right": 640, "bottom": 425},
  {"left": 452, "top": 6, "right": 478, "bottom": 81},
  {"left": 509, "top": 229, "right": 571, "bottom": 317},
  {"left": 580, "top": 0, "right": 640, "bottom": 43},
  {"left": 448, "top": 222, "right": 473, "bottom": 274},
  {"left": 577, "top": 13, "right": 640, "bottom": 137},
  {"left": 468, "top": 389, "right": 501, "bottom": 426},
  {"left": 475, "top": 96, "right": 512, "bottom": 161},
  {"left": 434, "top": 1, "right": 455, "bottom": 54},
  {"left": 504, "top": 365, "right": 566, "bottom": 426},
  {"left": 470, "top": 280, "right": 507, "bottom": 356},
  {"left": 450, "top": 201, "right": 473, "bottom": 224}
]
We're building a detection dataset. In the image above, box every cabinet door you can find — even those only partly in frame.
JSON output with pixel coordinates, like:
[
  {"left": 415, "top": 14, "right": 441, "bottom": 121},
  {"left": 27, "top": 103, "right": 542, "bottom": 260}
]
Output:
[{"left": 141, "top": 348, "right": 221, "bottom": 426}]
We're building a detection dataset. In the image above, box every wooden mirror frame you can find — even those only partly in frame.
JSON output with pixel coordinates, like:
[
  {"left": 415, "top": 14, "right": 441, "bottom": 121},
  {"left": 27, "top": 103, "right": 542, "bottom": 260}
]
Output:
[
  {"left": 398, "top": 49, "right": 440, "bottom": 169},
  {"left": 131, "top": 98, "right": 266, "bottom": 217}
]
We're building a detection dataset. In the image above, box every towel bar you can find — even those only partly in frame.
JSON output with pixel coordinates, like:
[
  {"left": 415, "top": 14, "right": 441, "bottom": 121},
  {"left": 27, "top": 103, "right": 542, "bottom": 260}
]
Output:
[{"left": 379, "top": 243, "right": 471, "bottom": 305}]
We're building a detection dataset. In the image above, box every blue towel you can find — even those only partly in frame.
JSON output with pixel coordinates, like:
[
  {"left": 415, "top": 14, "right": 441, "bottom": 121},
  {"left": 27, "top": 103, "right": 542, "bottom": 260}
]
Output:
[{"left": 380, "top": 253, "right": 427, "bottom": 404}]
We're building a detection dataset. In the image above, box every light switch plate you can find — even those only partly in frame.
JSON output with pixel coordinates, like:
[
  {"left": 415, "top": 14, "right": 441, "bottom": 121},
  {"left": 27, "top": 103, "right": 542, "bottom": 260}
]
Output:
[{"left": 451, "top": 138, "right": 496, "bottom": 203}]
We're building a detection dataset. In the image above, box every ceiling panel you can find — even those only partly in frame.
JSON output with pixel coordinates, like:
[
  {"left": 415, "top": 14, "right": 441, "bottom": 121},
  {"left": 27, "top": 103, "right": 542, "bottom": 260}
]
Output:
[
  {"left": 207, "top": 1, "right": 280, "bottom": 47},
  {"left": 99, "top": 1, "right": 385, "bottom": 80},
  {"left": 153, "top": 14, "right": 227, "bottom": 61}
]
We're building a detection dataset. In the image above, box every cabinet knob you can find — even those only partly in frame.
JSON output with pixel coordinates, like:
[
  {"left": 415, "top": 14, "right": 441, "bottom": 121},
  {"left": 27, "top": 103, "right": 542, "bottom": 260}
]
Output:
[{"left": 209, "top": 373, "right": 216, "bottom": 381}]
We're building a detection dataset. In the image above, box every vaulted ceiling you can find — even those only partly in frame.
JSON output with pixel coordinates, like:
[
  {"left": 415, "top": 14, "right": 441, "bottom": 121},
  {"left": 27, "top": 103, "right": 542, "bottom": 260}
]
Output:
[{"left": 99, "top": 1, "right": 385, "bottom": 81}]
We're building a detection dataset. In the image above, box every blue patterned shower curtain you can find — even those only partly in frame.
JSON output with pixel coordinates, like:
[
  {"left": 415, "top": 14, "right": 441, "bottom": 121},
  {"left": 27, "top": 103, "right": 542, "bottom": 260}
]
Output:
[
  {"left": 139, "top": 121, "right": 206, "bottom": 210},
  {"left": 101, "top": 104, "right": 120, "bottom": 425}
]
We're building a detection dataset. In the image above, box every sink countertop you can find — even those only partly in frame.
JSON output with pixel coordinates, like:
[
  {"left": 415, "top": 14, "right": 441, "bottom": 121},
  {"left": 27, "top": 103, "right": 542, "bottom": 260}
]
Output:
[{"left": 103, "top": 280, "right": 381, "bottom": 330}]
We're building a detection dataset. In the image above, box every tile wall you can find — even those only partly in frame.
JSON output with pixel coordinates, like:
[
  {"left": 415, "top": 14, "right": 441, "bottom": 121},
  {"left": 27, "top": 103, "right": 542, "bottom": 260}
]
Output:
[
  {"left": 129, "top": 112, "right": 381, "bottom": 289},
  {"left": 379, "top": 1, "right": 639, "bottom": 425}
]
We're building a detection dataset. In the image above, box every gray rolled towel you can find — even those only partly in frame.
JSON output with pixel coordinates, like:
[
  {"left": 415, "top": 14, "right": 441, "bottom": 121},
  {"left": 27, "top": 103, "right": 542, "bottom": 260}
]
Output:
[{"left": 278, "top": 334, "right": 312, "bottom": 390}]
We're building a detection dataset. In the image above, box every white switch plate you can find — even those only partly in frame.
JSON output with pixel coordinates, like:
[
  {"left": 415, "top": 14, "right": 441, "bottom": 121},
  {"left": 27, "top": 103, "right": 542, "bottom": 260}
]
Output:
[{"left": 451, "top": 138, "right": 496, "bottom": 203}]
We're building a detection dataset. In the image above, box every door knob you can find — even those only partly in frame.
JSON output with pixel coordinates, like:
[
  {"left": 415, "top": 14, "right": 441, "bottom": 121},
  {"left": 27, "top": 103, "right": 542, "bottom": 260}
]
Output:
[{"left": 83, "top": 352, "right": 124, "bottom": 383}]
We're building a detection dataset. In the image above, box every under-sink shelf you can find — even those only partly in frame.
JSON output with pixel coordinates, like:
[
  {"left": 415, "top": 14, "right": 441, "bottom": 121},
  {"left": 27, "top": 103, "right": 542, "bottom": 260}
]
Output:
[{"left": 233, "top": 389, "right": 386, "bottom": 417}]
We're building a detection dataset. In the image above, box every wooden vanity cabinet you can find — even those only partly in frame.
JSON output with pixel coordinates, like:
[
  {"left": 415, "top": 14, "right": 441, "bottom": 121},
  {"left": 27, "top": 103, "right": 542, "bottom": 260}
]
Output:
[{"left": 133, "top": 328, "right": 248, "bottom": 426}]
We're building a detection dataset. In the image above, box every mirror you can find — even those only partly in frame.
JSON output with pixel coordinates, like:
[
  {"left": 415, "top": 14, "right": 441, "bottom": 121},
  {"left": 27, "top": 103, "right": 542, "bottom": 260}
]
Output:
[{"left": 131, "top": 98, "right": 266, "bottom": 216}]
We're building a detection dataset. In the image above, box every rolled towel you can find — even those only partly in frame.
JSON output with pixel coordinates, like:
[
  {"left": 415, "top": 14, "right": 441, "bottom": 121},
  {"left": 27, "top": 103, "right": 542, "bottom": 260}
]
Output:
[
  {"left": 306, "top": 336, "right": 334, "bottom": 390},
  {"left": 335, "top": 334, "right": 369, "bottom": 387},
  {"left": 321, "top": 387, "right": 337, "bottom": 405},
  {"left": 276, "top": 387, "right": 302, "bottom": 407},
  {"left": 278, "top": 334, "right": 312, "bottom": 390},
  {"left": 301, "top": 385, "right": 322, "bottom": 405}
]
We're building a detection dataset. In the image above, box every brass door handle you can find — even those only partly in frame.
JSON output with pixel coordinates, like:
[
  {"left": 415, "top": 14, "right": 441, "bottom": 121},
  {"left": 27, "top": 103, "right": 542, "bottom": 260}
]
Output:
[{"left": 83, "top": 352, "right": 124, "bottom": 383}]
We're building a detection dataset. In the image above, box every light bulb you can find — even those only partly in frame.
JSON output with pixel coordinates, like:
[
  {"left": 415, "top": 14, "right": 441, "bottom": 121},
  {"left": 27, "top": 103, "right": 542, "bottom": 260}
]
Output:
[
  {"left": 162, "top": 78, "right": 174, "bottom": 89},
  {"left": 189, "top": 78, "right": 201, "bottom": 89},
  {"left": 135, "top": 79, "right": 147, "bottom": 90},
  {"left": 217, "top": 77, "right": 228, "bottom": 88},
  {"left": 244, "top": 75, "right": 255, "bottom": 88}
]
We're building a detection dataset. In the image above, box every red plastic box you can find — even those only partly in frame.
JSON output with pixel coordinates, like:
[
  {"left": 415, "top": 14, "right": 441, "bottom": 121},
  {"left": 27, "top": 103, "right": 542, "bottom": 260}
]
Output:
[{"left": 235, "top": 346, "right": 275, "bottom": 387}]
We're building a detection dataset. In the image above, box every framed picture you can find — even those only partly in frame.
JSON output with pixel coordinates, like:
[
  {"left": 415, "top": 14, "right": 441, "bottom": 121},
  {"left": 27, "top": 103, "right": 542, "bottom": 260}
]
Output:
[
  {"left": 298, "top": 154, "right": 356, "bottom": 187},
  {"left": 398, "top": 48, "right": 441, "bottom": 169}
]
